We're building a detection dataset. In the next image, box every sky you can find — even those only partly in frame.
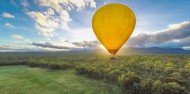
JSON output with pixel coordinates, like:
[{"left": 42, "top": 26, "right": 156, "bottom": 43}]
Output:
[{"left": 0, "top": 0, "right": 190, "bottom": 52}]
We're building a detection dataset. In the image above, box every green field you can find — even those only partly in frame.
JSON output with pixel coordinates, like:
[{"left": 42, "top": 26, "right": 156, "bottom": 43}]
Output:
[
  {"left": 0, "top": 65, "right": 125, "bottom": 94},
  {"left": 0, "top": 52, "right": 190, "bottom": 94}
]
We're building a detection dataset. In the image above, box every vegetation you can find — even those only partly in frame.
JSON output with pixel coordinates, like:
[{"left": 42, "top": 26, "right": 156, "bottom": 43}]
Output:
[
  {"left": 76, "top": 55, "right": 190, "bottom": 94},
  {"left": 0, "top": 52, "right": 190, "bottom": 94}
]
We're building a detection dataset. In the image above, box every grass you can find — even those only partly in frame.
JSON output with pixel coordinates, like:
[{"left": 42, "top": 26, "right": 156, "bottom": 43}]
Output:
[{"left": 0, "top": 65, "right": 125, "bottom": 94}]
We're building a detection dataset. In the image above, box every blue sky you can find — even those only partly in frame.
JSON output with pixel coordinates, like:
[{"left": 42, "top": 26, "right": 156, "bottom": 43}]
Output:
[{"left": 0, "top": 0, "right": 190, "bottom": 52}]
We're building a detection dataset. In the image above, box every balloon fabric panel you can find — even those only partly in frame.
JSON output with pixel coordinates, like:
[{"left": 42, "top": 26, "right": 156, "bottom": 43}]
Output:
[{"left": 92, "top": 4, "right": 136, "bottom": 55}]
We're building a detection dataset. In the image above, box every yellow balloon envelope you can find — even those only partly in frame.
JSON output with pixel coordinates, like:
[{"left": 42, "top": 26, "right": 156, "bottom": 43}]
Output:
[{"left": 92, "top": 3, "right": 136, "bottom": 56}]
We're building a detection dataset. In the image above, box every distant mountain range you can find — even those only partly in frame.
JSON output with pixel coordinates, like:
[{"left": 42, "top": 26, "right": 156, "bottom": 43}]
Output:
[
  {"left": 71, "top": 47, "right": 190, "bottom": 55},
  {"left": 1, "top": 47, "right": 190, "bottom": 55},
  {"left": 117, "top": 47, "right": 190, "bottom": 55}
]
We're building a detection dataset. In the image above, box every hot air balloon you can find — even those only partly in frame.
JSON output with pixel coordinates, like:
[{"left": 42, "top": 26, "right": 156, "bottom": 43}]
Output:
[{"left": 92, "top": 3, "right": 136, "bottom": 59}]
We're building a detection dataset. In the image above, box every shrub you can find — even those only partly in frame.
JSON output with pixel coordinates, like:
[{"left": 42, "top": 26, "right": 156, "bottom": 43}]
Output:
[
  {"left": 162, "top": 77, "right": 188, "bottom": 87},
  {"left": 48, "top": 63, "right": 73, "bottom": 70},
  {"left": 118, "top": 71, "right": 141, "bottom": 91},
  {"left": 152, "top": 80, "right": 188, "bottom": 94},
  {"left": 139, "top": 78, "right": 154, "bottom": 94}
]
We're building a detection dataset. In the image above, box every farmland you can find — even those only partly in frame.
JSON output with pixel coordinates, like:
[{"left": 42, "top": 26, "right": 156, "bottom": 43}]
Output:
[{"left": 0, "top": 52, "right": 190, "bottom": 94}]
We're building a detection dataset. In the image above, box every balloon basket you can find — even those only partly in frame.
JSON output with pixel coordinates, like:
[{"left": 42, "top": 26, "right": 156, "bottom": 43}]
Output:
[{"left": 110, "top": 56, "right": 116, "bottom": 60}]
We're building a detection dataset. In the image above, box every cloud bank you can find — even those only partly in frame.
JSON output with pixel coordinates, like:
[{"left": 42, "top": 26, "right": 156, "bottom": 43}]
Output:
[
  {"left": 127, "top": 21, "right": 190, "bottom": 48},
  {"left": 31, "top": 40, "right": 100, "bottom": 50},
  {"left": 32, "top": 42, "right": 70, "bottom": 49}
]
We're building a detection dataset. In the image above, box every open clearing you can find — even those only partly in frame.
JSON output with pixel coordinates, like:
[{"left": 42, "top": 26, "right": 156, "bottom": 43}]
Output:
[{"left": 0, "top": 65, "right": 125, "bottom": 94}]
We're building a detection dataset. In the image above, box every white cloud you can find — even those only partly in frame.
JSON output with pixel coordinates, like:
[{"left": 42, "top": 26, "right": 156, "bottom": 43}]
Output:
[
  {"left": 37, "top": 0, "right": 96, "bottom": 11},
  {"left": 5, "top": 23, "right": 15, "bottom": 28},
  {"left": 26, "top": 9, "right": 70, "bottom": 37},
  {"left": 27, "top": 11, "right": 49, "bottom": 27},
  {"left": 168, "top": 21, "right": 190, "bottom": 30},
  {"left": 2, "top": 12, "right": 15, "bottom": 18},
  {"left": 26, "top": 0, "right": 96, "bottom": 38},
  {"left": 21, "top": 0, "right": 29, "bottom": 7},
  {"left": 11, "top": 34, "right": 24, "bottom": 39},
  {"left": 59, "top": 0, "right": 96, "bottom": 11},
  {"left": 10, "top": 34, "right": 31, "bottom": 43},
  {"left": 27, "top": 11, "right": 59, "bottom": 37}
]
